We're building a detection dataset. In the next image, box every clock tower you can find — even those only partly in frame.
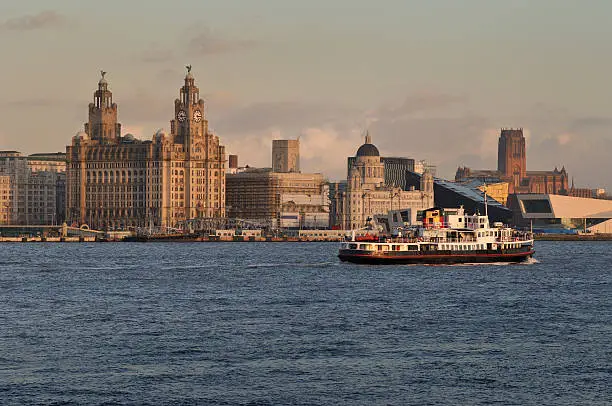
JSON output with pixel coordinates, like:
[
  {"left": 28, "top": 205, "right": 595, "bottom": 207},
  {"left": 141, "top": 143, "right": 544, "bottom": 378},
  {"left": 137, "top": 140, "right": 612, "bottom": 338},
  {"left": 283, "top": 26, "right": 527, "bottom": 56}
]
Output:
[
  {"left": 171, "top": 65, "right": 208, "bottom": 149},
  {"left": 167, "top": 66, "right": 227, "bottom": 220}
]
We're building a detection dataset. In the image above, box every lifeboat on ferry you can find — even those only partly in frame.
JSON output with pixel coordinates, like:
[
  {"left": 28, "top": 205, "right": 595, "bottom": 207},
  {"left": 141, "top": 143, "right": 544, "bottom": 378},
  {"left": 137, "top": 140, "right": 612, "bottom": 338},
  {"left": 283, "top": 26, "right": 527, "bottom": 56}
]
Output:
[{"left": 355, "top": 233, "right": 378, "bottom": 242}]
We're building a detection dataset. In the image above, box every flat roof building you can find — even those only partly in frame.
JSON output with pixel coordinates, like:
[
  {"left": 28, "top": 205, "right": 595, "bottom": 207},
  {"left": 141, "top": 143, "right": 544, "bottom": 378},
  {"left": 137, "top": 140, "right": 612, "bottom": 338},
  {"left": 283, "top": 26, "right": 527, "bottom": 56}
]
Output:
[{"left": 508, "top": 193, "right": 612, "bottom": 233}]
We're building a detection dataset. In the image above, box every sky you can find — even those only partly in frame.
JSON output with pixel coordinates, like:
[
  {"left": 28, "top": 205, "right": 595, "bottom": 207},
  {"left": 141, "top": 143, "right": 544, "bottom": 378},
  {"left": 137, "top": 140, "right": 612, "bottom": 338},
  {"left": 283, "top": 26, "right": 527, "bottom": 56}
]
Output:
[{"left": 1, "top": 0, "right": 611, "bottom": 188}]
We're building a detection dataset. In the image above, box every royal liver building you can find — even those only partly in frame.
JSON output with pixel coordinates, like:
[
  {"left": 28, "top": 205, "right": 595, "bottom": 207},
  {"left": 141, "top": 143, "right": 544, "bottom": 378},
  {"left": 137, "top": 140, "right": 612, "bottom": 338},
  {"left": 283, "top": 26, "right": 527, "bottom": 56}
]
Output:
[{"left": 66, "top": 68, "right": 226, "bottom": 230}]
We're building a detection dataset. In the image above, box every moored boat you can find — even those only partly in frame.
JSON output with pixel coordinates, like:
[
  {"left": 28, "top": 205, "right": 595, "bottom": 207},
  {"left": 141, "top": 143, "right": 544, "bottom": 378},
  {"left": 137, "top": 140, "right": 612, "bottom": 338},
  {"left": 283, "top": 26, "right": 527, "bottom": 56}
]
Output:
[{"left": 338, "top": 206, "right": 534, "bottom": 265}]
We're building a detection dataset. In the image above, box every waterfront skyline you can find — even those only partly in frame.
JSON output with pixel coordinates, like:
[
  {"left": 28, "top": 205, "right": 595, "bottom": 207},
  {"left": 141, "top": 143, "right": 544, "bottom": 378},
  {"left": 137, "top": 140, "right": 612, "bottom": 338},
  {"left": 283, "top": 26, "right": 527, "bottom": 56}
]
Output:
[{"left": 1, "top": 1, "right": 611, "bottom": 189}]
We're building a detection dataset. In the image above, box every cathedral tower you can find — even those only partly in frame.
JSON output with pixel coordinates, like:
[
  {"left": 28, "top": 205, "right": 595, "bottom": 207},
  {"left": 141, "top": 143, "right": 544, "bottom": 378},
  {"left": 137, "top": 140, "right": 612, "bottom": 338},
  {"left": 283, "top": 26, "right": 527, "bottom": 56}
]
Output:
[
  {"left": 85, "top": 71, "right": 121, "bottom": 144},
  {"left": 497, "top": 128, "right": 526, "bottom": 188}
]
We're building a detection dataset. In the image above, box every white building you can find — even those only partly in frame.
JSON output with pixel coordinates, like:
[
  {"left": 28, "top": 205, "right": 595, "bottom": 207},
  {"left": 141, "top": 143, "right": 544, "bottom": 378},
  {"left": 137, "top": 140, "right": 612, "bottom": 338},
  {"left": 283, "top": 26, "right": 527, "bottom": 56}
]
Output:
[{"left": 510, "top": 193, "right": 612, "bottom": 233}]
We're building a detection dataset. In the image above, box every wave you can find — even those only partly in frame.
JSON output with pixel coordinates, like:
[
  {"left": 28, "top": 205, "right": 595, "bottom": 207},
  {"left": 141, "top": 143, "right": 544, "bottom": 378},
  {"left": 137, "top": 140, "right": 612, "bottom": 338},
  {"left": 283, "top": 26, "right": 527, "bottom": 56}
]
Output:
[{"left": 246, "top": 262, "right": 337, "bottom": 269}]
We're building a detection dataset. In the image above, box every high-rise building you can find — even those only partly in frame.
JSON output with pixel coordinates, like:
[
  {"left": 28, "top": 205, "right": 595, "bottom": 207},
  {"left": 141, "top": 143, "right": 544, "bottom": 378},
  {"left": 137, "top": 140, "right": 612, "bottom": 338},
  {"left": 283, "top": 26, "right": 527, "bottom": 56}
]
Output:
[
  {"left": 0, "top": 151, "right": 66, "bottom": 225},
  {"left": 66, "top": 68, "right": 226, "bottom": 230},
  {"left": 272, "top": 139, "right": 300, "bottom": 173}
]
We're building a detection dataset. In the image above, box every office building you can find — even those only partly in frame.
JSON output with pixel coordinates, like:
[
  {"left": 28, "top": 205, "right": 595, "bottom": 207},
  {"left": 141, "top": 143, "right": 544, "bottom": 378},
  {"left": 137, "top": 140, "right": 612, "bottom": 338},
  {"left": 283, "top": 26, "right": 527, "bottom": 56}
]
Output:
[{"left": 66, "top": 68, "right": 226, "bottom": 230}]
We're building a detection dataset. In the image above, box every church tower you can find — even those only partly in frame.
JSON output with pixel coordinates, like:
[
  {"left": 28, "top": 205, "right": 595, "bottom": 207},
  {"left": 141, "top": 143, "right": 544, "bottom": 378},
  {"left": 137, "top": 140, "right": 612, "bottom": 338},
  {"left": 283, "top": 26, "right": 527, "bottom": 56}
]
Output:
[
  {"left": 497, "top": 128, "right": 526, "bottom": 188},
  {"left": 85, "top": 71, "right": 121, "bottom": 144}
]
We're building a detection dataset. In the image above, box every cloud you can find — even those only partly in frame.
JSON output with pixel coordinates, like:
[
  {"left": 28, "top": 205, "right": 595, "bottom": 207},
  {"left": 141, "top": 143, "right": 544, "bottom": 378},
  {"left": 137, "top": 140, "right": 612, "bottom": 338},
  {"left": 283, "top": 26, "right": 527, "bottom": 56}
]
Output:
[
  {"left": 377, "top": 92, "right": 467, "bottom": 121},
  {"left": 215, "top": 101, "right": 360, "bottom": 134},
  {"left": 139, "top": 47, "right": 175, "bottom": 63},
  {"left": 223, "top": 131, "right": 277, "bottom": 169},
  {"left": 1, "top": 11, "right": 67, "bottom": 31},
  {"left": 187, "top": 27, "right": 257, "bottom": 55},
  {"left": 556, "top": 133, "right": 571, "bottom": 145},
  {"left": 299, "top": 127, "right": 360, "bottom": 178},
  {"left": 204, "top": 91, "right": 240, "bottom": 112},
  {"left": 3, "top": 98, "right": 57, "bottom": 108},
  {"left": 222, "top": 127, "right": 359, "bottom": 179},
  {"left": 569, "top": 117, "right": 612, "bottom": 132}
]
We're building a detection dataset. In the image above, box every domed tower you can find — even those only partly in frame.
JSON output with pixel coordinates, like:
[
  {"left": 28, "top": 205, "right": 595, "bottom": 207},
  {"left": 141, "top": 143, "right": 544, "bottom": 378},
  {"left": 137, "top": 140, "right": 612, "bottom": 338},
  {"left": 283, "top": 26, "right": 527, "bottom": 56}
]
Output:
[
  {"left": 170, "top": 65, "right": 208, "bottom": 149},
  {"left": 352, "top": 131, "right": 384, "bottom": 188},
  {"left": 85, "top": 71, "right": 121, "bottom": 144}
]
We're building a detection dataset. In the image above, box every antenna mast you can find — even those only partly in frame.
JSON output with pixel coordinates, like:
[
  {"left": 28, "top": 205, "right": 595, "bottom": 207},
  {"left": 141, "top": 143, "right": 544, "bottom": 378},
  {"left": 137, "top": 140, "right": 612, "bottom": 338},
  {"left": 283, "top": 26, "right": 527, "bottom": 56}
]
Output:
[{"left": 483, "top": 183, "right": 488, "bottom": 219}]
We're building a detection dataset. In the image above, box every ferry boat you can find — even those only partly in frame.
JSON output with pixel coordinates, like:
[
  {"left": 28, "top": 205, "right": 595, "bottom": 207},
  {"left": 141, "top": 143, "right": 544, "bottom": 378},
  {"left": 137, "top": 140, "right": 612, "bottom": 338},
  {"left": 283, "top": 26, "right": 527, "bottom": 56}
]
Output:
[{"left": 338, "top": 206, "right": 534, "bottom": 265}]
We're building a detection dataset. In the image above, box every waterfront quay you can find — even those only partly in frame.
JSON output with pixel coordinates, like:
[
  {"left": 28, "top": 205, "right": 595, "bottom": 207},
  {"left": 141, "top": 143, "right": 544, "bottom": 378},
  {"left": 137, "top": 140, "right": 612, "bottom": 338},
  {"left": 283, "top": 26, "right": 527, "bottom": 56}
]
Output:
[
  {"left": 0, "top": 235, "right": 344, "bottom": 243},
  {"left": 3, "top": 232, "right": 612, "bottom": 243}
]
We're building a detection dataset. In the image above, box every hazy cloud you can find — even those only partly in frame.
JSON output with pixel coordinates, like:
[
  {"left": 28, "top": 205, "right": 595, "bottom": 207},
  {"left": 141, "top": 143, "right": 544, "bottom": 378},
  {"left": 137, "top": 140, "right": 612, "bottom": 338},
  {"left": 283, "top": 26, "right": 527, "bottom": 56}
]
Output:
[
  {"left": 569, "top": 117, "right": 612, "bottom": 132},
  {"left": 187, "top": 27, "right": 257, "bottom": 55},
  {"left": 216, "top": 101, "right": 360, "bottom": 134},
  {"left": 376, "top": 92, "right": 467, "bottom": 121},
  {"left": 3, "top": 98, "right": 57, "bottom": 108},
  {"left": 204, "top": 91, "right": 240, "bottom": 112},
  {"left": 140, "top": 48, "right": 175, "bottom": 63},
  {"left": 299, "top": 127, "right": 360, "bottom": 177},
  {"left": 1, "top": 11, "right": 67, "bottom": 31}
]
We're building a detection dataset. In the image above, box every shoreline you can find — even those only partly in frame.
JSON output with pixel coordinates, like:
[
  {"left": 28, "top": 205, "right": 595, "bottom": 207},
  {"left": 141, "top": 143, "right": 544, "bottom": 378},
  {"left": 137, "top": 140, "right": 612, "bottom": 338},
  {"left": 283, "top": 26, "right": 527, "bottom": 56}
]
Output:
[{"left": 2, "top": 234, "right": 612, "bottom": 242}]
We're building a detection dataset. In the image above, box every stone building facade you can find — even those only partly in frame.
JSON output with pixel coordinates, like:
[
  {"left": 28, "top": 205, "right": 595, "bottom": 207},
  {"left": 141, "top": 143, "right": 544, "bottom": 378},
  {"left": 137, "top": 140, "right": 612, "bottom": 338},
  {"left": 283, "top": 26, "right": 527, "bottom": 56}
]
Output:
[
  {"left": 272, "top": 139, "right": 300, "bottom": 173},
  {"left": 347, "top": 154, "right": 415, "bottom": 189},
  {"left": 0, "top": 175, "right": 11, "bottom": 225},
  {"left": 66, "top": 69, "right": 226, "bottom": 230},
  {"left": 0, "top": 151, "right": 66, "bottom": 225},
  {"left": 335, "top": 134, "right": 434, "bottom": 230},
  {"left": 456, "top": 128, "right": 568, "bottom": 195}
]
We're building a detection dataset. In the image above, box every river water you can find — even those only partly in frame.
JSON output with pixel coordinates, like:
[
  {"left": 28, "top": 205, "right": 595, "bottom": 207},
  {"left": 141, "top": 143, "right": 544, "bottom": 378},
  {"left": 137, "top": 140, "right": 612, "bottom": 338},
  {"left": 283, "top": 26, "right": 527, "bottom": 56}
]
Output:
[{"left": 0, "top": 241, "right": 610, "bottom": 405}]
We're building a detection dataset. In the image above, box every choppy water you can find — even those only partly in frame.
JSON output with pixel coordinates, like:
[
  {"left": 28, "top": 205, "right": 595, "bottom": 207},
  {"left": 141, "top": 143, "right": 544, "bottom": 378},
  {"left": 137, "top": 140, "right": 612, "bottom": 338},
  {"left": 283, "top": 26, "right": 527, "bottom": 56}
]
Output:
[{"left": 0, "top": 241, "right": 610, "bottom": 405}]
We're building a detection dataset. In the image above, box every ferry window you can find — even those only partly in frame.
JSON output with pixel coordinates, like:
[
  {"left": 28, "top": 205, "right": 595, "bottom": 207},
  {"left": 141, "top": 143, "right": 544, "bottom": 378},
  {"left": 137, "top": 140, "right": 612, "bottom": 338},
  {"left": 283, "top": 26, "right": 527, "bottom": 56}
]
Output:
[{"left": 349, "top": 244, "right": 357, "bottom": 249}]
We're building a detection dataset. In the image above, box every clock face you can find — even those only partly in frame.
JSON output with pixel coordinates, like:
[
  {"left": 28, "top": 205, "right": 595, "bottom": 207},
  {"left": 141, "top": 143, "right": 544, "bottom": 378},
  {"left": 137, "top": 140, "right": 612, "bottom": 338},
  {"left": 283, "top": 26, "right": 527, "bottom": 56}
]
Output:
[
  {"left": 177, "top": 110, "right": 187, "bottom": 122},
  {"left": 193, "top": 110, "right": 202, "bottom": 122}
]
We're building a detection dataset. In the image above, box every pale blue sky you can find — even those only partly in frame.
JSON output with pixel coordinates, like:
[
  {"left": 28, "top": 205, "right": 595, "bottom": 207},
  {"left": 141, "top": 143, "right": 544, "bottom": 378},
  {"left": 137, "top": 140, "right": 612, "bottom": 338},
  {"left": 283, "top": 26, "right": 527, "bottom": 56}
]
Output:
[{"left": 1, "top": 1, "right": 611, "bottom": 188}]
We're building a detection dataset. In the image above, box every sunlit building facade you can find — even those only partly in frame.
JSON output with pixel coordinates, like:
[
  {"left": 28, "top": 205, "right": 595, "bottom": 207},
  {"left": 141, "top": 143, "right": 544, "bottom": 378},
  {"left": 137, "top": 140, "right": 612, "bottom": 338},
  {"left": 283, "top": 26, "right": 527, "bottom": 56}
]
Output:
[{"left": 66, "top": 69, "right": 226, "bottom": 230}]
